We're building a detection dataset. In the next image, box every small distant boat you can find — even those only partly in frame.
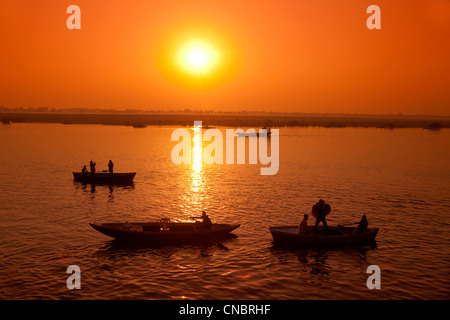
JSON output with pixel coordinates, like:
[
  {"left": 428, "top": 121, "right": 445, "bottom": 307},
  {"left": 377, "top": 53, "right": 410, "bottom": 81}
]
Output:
[
  {"left": 90, "top": 221, "right": 240, "bottom": 244},
  {"left": 124, "top": 123, "right": 147, "bottom": 128},
  {"left": 423, "top": 123, "right": 442, "bottom": 130},
  {"left": 73, "top": 172, "right": 136, "bottom": 184},
  {"left": 2, "top": 119, "right": 12, "bottom": 125},
  {"left": 235, "top": 127, "right": 272, "bottom": 138},
  {"left": 193, "top": 125, "right": 215, "bottom": 130},
  {"left": 269, "top": 226, "right": 378, "bottom": 248},
  {"left": 257, "top": 127, "right": 271, "bottom": 137}
]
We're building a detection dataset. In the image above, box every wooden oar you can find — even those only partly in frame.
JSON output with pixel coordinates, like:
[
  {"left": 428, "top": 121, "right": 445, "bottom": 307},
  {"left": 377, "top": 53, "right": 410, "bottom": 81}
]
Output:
[
  {"left": 345, "top": 225, "right": 359, "bottom": 249},
  {"left": 206, "top": 232, "right": 229, "bottom": 251},
  {"left": 339, "top": 222, "right": 358, "bottom": 226},
  {"left": 189, "top": 217, "right": 229, "bottom": 251},
  {"left": 327, "top": 218, "right": 357, "bottom": 226}
]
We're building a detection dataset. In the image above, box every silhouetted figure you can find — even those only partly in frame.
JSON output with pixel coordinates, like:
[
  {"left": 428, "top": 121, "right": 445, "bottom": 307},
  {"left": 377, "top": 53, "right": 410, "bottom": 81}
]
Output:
[
  {"left": 81, "top": 165, "right": 88, "bottom": 175},
  {"left": 89, "top": 161, "right": 96, "bottom": 175},
  {"left": 108, "top": 160, "right": 114, "bottom": 174},
  {"left": 299, "top": 214, "right": 310, "bottom": 234},
  {"left": 192, "top": 211, "right": 212, "bottom": 230},
  {"left": 123, "top": 221, "right": 136, "bottom": 231},
  {"left": 357, "top": 215, "right": 368, "bottom": 233},
  {"left": 312, "top": 199, "right": 331, "bottom": 233}
]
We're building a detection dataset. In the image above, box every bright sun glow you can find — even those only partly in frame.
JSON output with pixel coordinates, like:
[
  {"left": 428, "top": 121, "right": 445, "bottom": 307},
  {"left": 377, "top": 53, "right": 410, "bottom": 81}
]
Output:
[
  {"left": 177, "top": 40, "right": 220, "bottom": 75},
  {"left": 157, "top": 28, "right": 238, "bottom": 90}
]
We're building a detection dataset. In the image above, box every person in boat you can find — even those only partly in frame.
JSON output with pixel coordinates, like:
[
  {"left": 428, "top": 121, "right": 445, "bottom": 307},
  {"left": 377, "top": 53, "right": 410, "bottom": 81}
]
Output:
[
  {"left": 356, "top": 215, "right": 368, "bottom": 233},
  {"left": 108, "top": 160, "right": 114, "bottom": 174},
  {"left": 81, "top": 165, "right": 88, "bottom": 175},
  {"left": 192, "top": 211, "right": 213, "bottom": 230},
  {"left": 89, "top": 161, "right": 96, "bottom": 175},
  {"left": 312, "top": 199, "right": 331, "bottom": 233},
  {"left": 299, "top": 214, "right": 310, "bottom": 234},
  {"left": 123, "top": 221, "right": 136, "bottom": 231}
]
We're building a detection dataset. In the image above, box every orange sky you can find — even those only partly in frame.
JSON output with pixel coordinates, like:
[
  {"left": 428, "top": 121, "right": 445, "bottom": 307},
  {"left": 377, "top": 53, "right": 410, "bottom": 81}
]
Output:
[{"left": 0, "top": 0, "right": 449, "bottom": 115}]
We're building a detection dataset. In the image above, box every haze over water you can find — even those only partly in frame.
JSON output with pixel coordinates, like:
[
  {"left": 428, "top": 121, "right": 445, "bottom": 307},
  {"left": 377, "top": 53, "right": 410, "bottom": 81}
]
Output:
[{"left": 0, "top": 123, "right": 449, "bottom": 299}]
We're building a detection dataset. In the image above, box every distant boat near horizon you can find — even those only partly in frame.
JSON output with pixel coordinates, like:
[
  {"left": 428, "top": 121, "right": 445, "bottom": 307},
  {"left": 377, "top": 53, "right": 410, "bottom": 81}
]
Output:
[
  {"left": 124, "top": 123, "right": 147, "bottom": 128},
  {"left": 423, "top": 122, "right": 442, "bottom": 130},
  {"left": 73, "top": 172, "right": 136, "bottom": 184},
  {"left": 192, "top": 124, "right": 216, "bottom": 129},
  {"left": 257, "top": 127, "right": 271, "bottom": 137},
  {"left": 235, "top": 127, "right": 272, "bottom": 138},
  {"left": 2, "top": 119, "right": 12, "bottom": 125}
]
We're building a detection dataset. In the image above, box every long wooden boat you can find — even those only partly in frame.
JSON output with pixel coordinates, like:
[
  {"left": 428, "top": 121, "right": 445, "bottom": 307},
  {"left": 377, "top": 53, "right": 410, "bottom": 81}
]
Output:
[
  {"left": 73, "top": 172, "right": 136, "bottom": 184},
  {"left": 270, "top": 226, "right": 378, "bottom": 248},
  {"left": 90, "top": 222, "right": 240, "bottom": 244}
]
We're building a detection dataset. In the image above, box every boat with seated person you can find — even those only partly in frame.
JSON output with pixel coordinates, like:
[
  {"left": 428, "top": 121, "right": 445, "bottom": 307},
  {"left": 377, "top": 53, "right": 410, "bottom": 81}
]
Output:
[{"left": 90, "top": 220, "right": 240, "bottom": 245}]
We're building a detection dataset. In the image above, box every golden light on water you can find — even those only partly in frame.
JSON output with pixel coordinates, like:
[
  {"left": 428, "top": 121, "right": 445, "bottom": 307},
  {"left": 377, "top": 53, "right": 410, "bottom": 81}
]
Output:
[
  {"left": 188, "top": 125, "right": 205, "bottom": 216},
  {"left": 178, "top": 125, "right": 206, "bottom": 218},
  {"left": 192, "top": 125, "right": 203, "bottom": 175}
]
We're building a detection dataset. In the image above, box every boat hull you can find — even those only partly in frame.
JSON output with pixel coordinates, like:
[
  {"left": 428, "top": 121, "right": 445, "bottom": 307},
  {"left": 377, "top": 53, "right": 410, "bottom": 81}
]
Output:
[
  {"left": 90, "top": 222, "right": 240, "bottom": 245},
  {"left": 73, "top": 172, "right": 136, "bottom": 184},
  {"left": 270, "top": 226, "right": 378, "bottom": 248}
]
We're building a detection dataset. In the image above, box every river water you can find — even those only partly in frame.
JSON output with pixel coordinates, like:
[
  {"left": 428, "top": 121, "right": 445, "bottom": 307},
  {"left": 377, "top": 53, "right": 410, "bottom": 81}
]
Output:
[{"left": 0, "top": 123, "right": 449, "bottom": 299}]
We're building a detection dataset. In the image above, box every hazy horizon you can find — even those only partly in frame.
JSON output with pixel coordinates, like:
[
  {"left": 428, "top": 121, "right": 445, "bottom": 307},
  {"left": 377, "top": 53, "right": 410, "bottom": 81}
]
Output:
[{"left": 1, "top": 106, "right": 450, "bottom": 118}]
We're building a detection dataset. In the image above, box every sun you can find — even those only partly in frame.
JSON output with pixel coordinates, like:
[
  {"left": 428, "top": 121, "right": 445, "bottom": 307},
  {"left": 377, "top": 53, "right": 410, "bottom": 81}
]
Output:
[
  {"left": 154, "top": 26, "right": 239, "bottom": 90},
  {"left": 176, "top": 40, "right": 220, "bottom": 76}
]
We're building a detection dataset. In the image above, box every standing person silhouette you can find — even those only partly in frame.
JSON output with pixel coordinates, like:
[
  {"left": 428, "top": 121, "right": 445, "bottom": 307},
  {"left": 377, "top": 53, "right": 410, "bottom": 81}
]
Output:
[
  {"left": 89, "top": 161, "right": 96, "bottom": 175},
  {"left": 108, "top": 160, "right": 114, "bottom": 174},
  {"left": 311, "top": 199, "right": 331, "bottom": 234}
]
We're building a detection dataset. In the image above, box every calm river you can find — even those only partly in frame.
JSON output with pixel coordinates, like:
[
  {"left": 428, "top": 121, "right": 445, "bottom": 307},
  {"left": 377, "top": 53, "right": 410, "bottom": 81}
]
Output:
[{"left": 0, "top": 123, "right": 449, "bottom": 299}]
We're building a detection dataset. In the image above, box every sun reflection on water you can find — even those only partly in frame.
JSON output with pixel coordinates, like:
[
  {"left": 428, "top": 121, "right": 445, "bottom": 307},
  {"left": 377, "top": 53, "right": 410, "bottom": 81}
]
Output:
[
  {"left": 191, "top": 125, "right": 204, "bottom": 195},
  {"left": 180, "top": 124, "right": 206, "bottom": 218},
  {"left": 192, "top": 125, "right": 203, "bottom": 176}
]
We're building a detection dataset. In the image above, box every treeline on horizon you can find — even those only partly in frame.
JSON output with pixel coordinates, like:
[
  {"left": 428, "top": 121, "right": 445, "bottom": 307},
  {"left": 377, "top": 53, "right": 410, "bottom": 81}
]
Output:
[
  {"left": 0, "top": 106, "right": 449, "bottom": 119},
  {"left": 1, "top": 110, "right": 448, "bottom": 129}
]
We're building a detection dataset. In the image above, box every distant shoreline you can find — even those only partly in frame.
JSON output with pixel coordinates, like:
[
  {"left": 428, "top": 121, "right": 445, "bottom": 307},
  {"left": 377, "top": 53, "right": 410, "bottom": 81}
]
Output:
[{"left": 1, "top": 112, "right": 449, "bottom": 129}]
